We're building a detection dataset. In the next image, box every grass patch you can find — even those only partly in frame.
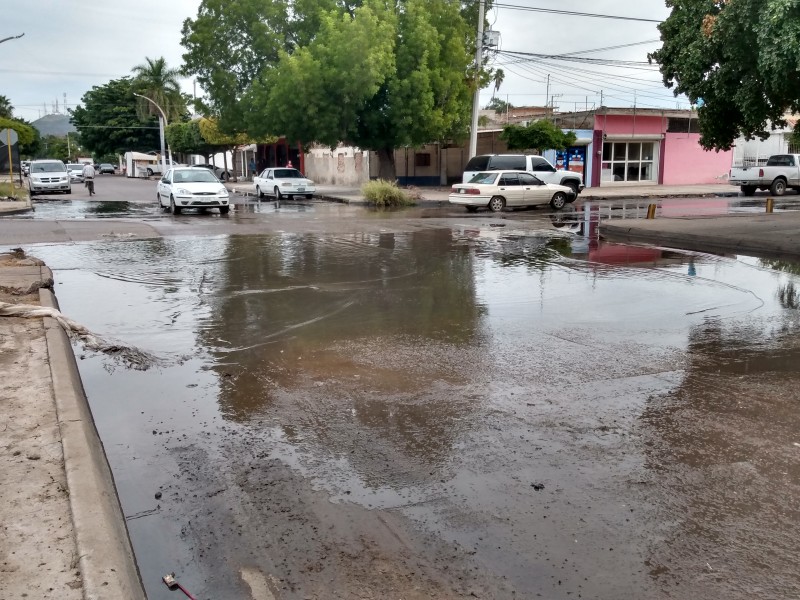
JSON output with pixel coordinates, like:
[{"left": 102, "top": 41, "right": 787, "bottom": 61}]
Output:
[
  {"left": 361, "top": 179, "right": 416, "bottom": 207},
  {"left": 0, "top": 182, "right": 18, "bottom": 197}
]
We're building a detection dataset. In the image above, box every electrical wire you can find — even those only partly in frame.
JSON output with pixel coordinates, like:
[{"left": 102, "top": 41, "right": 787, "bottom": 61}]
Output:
[{"left": 492, "top": 3, "right": 663, "bottom": 23}]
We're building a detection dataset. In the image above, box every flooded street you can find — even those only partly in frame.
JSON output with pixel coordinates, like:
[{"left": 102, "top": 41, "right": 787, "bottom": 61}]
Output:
[{"left": 21, "top": 220, "right": 800, "bottom": 599}]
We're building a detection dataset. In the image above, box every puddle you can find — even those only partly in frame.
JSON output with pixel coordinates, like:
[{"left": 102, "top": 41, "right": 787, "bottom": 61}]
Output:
[{"left": 23, "top": 229, "right": 800, "bottom": 599}]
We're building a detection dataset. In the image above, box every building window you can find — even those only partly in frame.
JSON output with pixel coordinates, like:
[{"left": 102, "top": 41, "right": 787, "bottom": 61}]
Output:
[
  {"left": 415, "top": 153, "right": 431, "bottom": 167},
  {"left": 601, "top": 141, "right": 656, "bottom": 183}
]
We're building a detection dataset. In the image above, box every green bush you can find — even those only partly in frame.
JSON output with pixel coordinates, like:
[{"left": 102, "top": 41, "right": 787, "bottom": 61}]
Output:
[{"left": 361, "top": 179, "right": 416, "bottom": 207}]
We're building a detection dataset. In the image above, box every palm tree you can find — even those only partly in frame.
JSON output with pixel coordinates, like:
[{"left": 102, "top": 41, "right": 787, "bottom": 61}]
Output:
[
  {"left": 0, "top": 95, "right": 13, "bottom": 118},
  {"left": 491, "top": 69, "right": 505, "bottom": 99},
  {"left": 131, "top": 57, "right": 185, "bottom": 122}
]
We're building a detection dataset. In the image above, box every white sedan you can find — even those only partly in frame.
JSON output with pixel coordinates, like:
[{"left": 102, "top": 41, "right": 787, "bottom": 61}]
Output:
[
  {"left": 157, "top": 167, "right": 230, "bottom": 215},
  {"left": 449, "top": 170, "right": 574, "bottom": 212},
  {"left": 253, "top": 167, "right": 315, "bottom": 200}
]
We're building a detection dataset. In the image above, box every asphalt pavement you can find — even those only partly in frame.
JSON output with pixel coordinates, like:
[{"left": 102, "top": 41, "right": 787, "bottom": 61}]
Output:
[{"left": 2, "top": 175, "right": 800, "bottom": 598}]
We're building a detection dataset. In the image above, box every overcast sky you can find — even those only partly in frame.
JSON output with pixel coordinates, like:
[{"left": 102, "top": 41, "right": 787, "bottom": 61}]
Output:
[{"left": 2, "top": 0, "right": 684, "bottom": 123}]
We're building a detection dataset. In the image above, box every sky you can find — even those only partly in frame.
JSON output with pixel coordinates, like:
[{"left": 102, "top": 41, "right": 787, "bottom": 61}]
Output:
[{"left": 1, "top": 0, "right": 685, "bottom": 123}]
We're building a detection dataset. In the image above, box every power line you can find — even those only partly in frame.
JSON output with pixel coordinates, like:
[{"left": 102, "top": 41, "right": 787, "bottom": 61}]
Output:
[
  {"left": 560, "top": 40, "right": 661, "bottom": 57},
  {"left": 492, "top": 3, "right": 663, "bottom": 23}
]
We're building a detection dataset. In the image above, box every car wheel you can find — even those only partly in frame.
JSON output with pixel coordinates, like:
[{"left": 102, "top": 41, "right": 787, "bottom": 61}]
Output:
[
  {"left": 147, "top": 168, "right": 154, "bottom": 177},
  {"left": 305, "top": 194, "right": 313, "bottom": 200},
  {"left": 550, "top": 192, "right": 567, "bottom": 210},
  {"left": 219, "top": 206, "right": 230, "bottom": 215},
  {"left": 488, "top": 196, "right": 505, "bottom": 212},
  {"left": 741, "top": 185, "right": 757, "bottom": 197},
  {"left": 66, "top": 188, "right": 71, "bottom": 195},
  {"left": 770, "top": 178, "right": 787, "bottom": 196},
  {"left": 466, "top": 205, "right": 478, "bottom": 213},
  {"left": 170, "top": 195, "right": 181, "bottom": 215},
  {"left": 256, "top": 185, "right": 263, "bottom": 199},
  {"left": 274, "top": 187, "right": 283, "bottom": 200},
  {"left": 564, "top": 181, "right": 579, "bottom": 196}
]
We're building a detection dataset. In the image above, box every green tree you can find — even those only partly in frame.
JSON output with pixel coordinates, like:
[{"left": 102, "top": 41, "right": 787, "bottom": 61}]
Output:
[
  {"left": 36, "top": 135, "right": 79, "bottom": 161},
  {"left": 165, "top": 120, "right": 215, "bottom": 157},
  {"left": 485, "top": 97, "right": 513, "bottom": 115},
  {"left": 70, "top": 78, "right": 161, "bottom": 157},
  {"left": 243, "top": 0, "right": 474, "bottom": 178},
  {"left": 0, "top": 117, "right": 35, "bottom": 146},
  {"left": 131, "top": 57, "right": 185, "bottom": 122},
  {"left": 491, "top": 68, "right": 504, "bottom": 98},
  {"left": 0, "top": 95, "right": 13, "bottom": 118},
  {"left": 650, "top": 0, "right": 800, "bottom": 150},
  {"left": 180, "top": 0, "right": 295, "bottom": 132},
  {"left": 500, "top": 119, "right": 577, "bottom": 152}
]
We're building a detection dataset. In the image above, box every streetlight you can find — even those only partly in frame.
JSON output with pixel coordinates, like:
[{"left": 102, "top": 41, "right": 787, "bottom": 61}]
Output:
[{"left": 133, "top": 93, "right": 172, "bottom": 174}]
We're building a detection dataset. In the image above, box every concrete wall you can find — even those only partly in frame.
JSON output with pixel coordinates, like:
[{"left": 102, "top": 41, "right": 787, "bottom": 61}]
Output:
[
  {"left": 304, "top": 147, "right": 369, "bottom": 186},
  {"left": 594, "top": 114, "right": 665, "bottom": 136},
  {"left": 663, "top": 133, "right": 733, "bottom": 184}
]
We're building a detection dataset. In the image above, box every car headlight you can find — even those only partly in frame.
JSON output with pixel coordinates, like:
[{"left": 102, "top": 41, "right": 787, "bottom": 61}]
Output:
[
  {"left": 218, "top": 188, "right": 228, "bottom": 195},
  {"left": 177, "top": 188, "right": 191, "bottom": 194}
]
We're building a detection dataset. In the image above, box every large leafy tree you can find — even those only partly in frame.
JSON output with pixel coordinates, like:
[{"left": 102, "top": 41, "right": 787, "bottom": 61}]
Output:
[
  {"left": 500, "top": 119, "right": 577, "bottom": 153},
  {"left": 70, "top": 78, "right": 161, "bottom": 157},
  {"left": 131, "top": 57, "right": 185, "bottom": 122},
  {"left": 182, "top": 0, "right": 487, "bottom": 178},
  {"left": 650, "top": 0, "right": 800, "bottom": 150}
]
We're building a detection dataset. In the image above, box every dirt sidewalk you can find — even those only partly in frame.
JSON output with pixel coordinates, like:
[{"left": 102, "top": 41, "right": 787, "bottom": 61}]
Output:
[{"left": 0, "top": 251, "right": 144, "bottom": 600}]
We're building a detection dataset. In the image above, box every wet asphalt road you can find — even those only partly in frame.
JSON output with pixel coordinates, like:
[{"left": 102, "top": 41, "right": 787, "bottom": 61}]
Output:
[{"left": 5, "top": 177, "right": 800, "bottom": 599}]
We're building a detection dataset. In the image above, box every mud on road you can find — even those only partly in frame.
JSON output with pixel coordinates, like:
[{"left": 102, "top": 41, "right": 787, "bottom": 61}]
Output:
[{"left": 15, "top": 217, "right": 800, "bottom": 600}]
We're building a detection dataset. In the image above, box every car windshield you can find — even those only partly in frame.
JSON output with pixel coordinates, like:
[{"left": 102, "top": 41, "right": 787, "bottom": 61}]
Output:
[
  {"left": 468, "top": 172, "right": 499, "bottom": 185},
  {"left": 274, "top": 169, "right": 303, "bottom": 179},
  {"left": 173, "top": 170, "right": 219, "bottom": 183},
  {"left": 100, "top": 164, "right": 113, "bottom": 168},
  {"left": 31, "top": 162, "right": 66, "bottom": 173},
  {"left": 67, "top": 164, "right": 82, "bottom": 170}
]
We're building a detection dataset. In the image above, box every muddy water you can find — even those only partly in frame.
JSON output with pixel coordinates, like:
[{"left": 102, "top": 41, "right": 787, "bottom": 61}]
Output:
[{"left": 29, "top": 230, "right": 800, "bottom": 599}]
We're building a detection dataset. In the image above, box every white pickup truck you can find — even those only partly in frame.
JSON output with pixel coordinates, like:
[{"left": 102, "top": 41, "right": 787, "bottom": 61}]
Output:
[{"left": 729, "top": 154, "right": 800, "bottom": 196}]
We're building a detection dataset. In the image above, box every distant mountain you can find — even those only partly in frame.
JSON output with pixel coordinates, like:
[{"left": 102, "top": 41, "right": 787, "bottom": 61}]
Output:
[{"left": 32, "top": 114, "right": 76, "bottom": 137}]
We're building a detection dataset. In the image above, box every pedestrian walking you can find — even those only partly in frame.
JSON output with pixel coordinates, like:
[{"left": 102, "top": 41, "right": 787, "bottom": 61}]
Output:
[{"left": 82, "top": 163, "right": 96, "bottom": 196}]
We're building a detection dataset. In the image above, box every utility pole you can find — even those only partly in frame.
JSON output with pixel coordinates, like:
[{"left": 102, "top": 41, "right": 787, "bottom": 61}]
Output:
[
  {"left": 468, "top": 0, "right": 485, "bottom": 159},
  {"left": 545, "top": 74, "right": 550, "bottom": 116}
]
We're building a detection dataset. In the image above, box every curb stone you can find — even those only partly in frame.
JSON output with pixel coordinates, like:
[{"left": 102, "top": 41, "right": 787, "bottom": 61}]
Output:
[{"left": 40, "top": 287, "right": 146, "bottom": 600}]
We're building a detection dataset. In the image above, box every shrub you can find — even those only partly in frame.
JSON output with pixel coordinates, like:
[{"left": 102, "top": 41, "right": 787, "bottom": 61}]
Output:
[{"left": 361, "top": 179, "right": 416, "bottom": 207}]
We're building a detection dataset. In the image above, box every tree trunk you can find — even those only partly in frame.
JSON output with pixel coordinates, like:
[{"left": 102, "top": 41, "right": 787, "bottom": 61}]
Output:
[
  {"left": 376, "top": 147, "right": 396, "bottom": 181},
  {"left": 229, "top": 147, "right": 239, "bottom": 183}
]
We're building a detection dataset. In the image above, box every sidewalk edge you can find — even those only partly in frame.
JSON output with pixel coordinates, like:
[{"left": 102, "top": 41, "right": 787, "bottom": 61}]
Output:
[{"left": 40, "top": 286, "right": 147, "bottom": 600}]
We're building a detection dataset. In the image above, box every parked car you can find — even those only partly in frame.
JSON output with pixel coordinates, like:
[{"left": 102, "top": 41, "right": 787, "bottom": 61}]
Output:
[
  {"left": 98, "top": 163, "right": 116, "bottom": 174},
  {"left": 463, "top": 154, "right": 585, "bottom": 196},
  {"left": 449, "top": 170, "right": 572, "bottom": 212},
  {"left": 27, "top": 160, "right": 71, "bottom": 196},
  {"left": 192, "top": 163, "right": 231, "bottom": 181},
  {"left": 729, "top": 153, "right": 800, "bottom": 196},
  {"left": 157, "top": 167, "right": 230, "bottom": 215},
  {"left": 253, "top": 167, "right": 315, "bottom": 200},
  {"left": 21, "top": 160, "right": 30, "bottom": 176},
  {"left": 66, "top": 163, "right": 85, "bottom": 183}
]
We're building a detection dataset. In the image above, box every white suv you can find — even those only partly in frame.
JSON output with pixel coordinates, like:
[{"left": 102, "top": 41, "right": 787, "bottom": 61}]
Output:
[
  {"left": 28, "top": 160, "right": 71, "bottom": 196},
  {"left": 463, "top": 154, "right": 584, "bottom": 197}
]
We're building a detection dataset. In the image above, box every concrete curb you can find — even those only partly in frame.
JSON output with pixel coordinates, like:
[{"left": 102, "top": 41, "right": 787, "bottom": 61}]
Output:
[
  {"left": 601, "top": 218, "right": 800, "bottom": 259},
  {"left": 40, "top": 286, "right": 146, "bottom": 600}
]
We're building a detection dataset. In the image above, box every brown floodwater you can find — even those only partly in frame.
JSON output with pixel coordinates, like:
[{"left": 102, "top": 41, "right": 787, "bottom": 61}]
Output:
[{"left": 26, "top": 227, "right": 800, "bottom": 600}]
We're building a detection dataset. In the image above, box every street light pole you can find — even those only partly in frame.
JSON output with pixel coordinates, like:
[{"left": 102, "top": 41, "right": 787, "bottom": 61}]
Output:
[
  {"left": 133, "top": 93, "right": 171, "bottom": 174},
  {"left": 468, "top": 0, "right": 485, "bottom": 159}
]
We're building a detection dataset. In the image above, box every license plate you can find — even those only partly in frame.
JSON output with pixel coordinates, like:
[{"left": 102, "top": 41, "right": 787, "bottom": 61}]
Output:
[
  {"left": 297, "top": 187, "right": 305, "bottom": 192},
  {"left": 459, "top": 189, "right": 465, "bottom": 194}
]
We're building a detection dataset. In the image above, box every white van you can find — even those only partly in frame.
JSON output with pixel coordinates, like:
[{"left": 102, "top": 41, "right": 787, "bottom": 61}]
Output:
[{"left": 463, "top": 154, "right": 584, "bottom": 196}]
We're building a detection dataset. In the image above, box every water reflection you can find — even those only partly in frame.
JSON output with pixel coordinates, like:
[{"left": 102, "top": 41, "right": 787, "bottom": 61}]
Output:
[
  {"left": 22, "top": 228, "right": 800, "bottom": 599},
  {"left": 638, "top": 317, "right": 800, "bottom": 598}
]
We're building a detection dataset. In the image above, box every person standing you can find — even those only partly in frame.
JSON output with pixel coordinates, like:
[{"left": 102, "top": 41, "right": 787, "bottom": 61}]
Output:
[
  {"left": 249, "top": 157, "right": 256, "bottom": 179},
  {"left": 82, "top": 163, "right": 96, "bottom": 196}
]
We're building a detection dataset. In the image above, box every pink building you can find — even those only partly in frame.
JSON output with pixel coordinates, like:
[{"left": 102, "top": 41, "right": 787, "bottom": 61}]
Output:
[{"left": 554, "top": 108, "right": 733, "bottom": 187}]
